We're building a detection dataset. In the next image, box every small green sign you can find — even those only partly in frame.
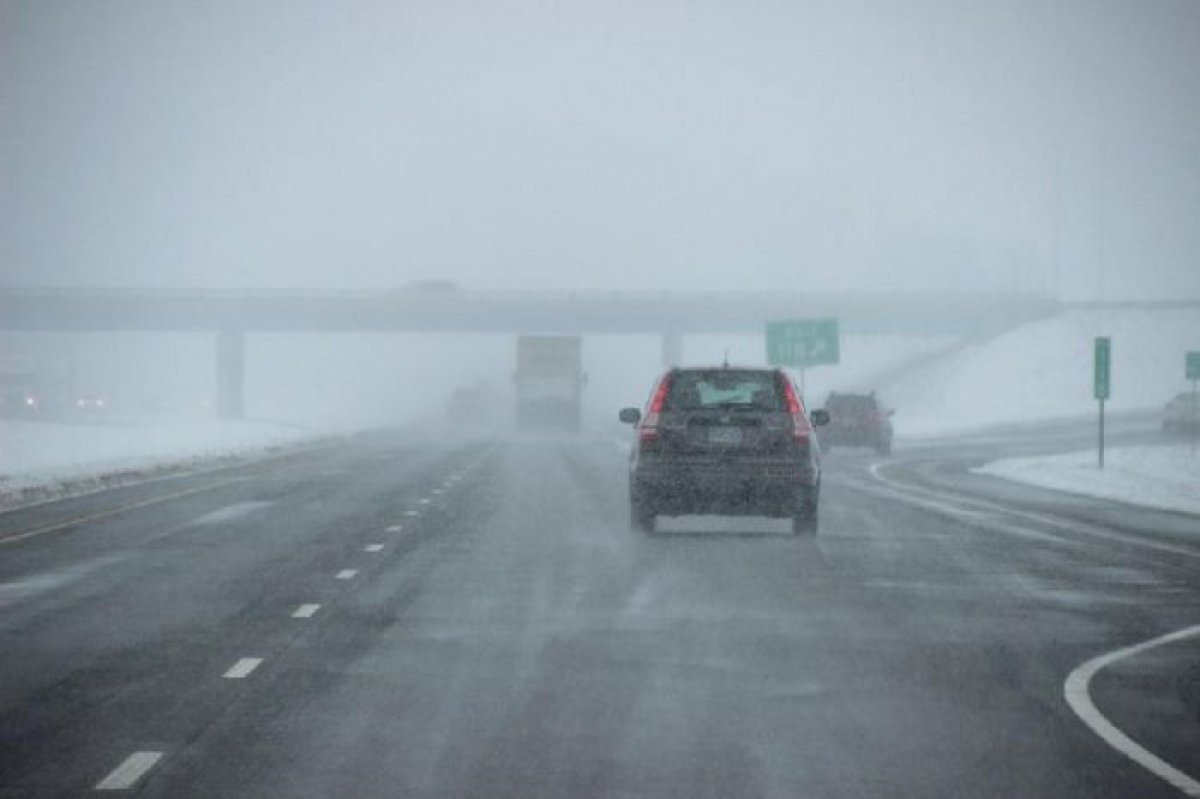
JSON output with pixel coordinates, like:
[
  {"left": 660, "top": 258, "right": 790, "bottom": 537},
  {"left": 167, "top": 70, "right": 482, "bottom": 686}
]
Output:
[
  {"left": 766, "top": 319, "right": 840, "bottom": 367},
  {"left": 1094, "top": 337, "right": 1111, "bottom": 400},
  {"left": 1188, "top": 351, "right": 1200, "bottom": 381}
]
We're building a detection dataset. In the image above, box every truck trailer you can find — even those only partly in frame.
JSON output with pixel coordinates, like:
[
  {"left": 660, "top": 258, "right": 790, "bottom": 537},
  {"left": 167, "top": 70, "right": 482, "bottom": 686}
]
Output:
[{"left": 514, "top": 335, "right": 583, "bottom": 433}]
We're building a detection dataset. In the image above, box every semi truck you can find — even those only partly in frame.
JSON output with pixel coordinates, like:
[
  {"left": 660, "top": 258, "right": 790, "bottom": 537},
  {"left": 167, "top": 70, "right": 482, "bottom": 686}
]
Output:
[{"left": 514, "top": 335, "right": 584, "bottom": 433}]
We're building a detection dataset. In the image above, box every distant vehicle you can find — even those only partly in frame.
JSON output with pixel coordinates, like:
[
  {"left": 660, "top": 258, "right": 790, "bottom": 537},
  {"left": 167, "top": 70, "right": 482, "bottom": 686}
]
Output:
[
  {"left": 514, "top": 335, "right": 584, "bottom": 433},
  {"left": 74, "top": 394, "right": 108, "bottom": 412},
  {"left": 446, "top": 384, "right": 489, "bottom": 422},
  {"left": 619, "top": 366, "right": 829, "bottom": 534},
  {"left": 821, "top": 391, "right": 894, "bottom": 455},
  {"left": 0, "top": 372, "right": 44, "bottom": 417},
  {"left": 1162, "top": 391, "right": 1199, "bottom": 433}
]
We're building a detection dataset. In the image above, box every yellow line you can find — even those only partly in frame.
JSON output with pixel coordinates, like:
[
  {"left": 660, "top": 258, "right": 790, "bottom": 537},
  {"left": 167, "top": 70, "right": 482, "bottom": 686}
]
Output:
[{"left": 0, "top": 480, "right": 241, "bottom": 546}]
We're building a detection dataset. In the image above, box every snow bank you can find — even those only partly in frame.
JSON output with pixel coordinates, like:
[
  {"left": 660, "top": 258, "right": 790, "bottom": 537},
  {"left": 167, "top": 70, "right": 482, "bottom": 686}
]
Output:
[
  {"left": 0, "top": 418, "right": 330, "bottom": 506},
  {"left": 882, "top": 308, "right": 1200, "bottom": 437},
  {"left": 977, "top": 444, "right": 1200, "bottom": 516}
]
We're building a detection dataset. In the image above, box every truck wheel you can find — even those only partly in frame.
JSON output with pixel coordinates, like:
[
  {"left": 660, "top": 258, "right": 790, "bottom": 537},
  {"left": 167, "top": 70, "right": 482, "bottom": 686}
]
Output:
[{"left": 631, "top": 500, "right": 655, "bottom": 533}]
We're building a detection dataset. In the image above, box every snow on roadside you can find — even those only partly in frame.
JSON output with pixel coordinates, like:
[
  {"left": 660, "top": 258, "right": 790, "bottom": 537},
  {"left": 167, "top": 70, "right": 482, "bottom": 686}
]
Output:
[
  {"left": 882, "top": 308, "right": 1199, "bottom": 438},
  {"left": 0, "top": 418, "right": 330, "bottom": 504},
  {"left": 976, "top": 444, "right": 1200, "bottom": 516}
]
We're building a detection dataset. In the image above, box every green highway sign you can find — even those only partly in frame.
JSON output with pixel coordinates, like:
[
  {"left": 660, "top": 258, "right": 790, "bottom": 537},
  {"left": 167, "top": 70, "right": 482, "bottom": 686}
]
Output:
[
  {"left": 766, "top": 319, "right": 840, "bottom": 367},
  {"left": 1094, "top": 337, "right": 1111, "bottom": 400},
  {"left": 1188, "top": 351, "right": 1200, "bottom": 381}
]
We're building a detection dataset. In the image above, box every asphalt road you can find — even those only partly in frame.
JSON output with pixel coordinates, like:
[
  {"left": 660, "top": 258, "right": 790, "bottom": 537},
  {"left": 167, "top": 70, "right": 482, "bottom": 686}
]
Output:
[{"left": 1, "top": 421, "right": 1198, "bottom": 798}]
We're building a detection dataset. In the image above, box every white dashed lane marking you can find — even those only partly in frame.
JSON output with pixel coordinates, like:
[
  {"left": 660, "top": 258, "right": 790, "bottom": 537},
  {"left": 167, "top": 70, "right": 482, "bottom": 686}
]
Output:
[
  {"left": 386, "top": 525, "right": 403, "bottom": 532},
  {"left": 418, "top": 498, "right": 432, "bottom": 505},
  {"left": 95, "top": 751, "right": 163, "bottom": 790},
  {"left": 292, "top": 604, "right": 320, "bottom": 618},
  {"left": 336, "top": 569, "right": 358, "bottom": 580},
  {"left": 404, "top": 510, "right": 420, "bottom": 517},
  {"left": 222, "top": 657, "right": 263, "bottom": 679},
  {"left": 365, "top": 544, "right": 384, "bottom": 552},
  {"left": 431, "top": 488, "right": 443, "bottom": 495}
]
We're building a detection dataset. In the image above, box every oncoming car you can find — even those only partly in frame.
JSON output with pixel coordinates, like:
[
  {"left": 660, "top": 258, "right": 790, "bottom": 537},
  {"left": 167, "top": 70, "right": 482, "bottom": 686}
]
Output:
[{"left": 619, "top": 366, "right": 829, "bottom": 534}]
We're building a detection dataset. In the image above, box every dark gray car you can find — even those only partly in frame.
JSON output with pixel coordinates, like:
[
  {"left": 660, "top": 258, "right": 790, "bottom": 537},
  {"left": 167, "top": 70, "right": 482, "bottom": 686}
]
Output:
[{"left": 619, "top": 367, "right": 829, "bottom": 534}]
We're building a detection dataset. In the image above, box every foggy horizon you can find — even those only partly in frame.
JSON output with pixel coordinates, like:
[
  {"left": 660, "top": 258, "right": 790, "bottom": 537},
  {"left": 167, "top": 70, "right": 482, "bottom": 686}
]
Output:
[{"left": 3, "top": 0, "right": 1199, "bottom": 301}]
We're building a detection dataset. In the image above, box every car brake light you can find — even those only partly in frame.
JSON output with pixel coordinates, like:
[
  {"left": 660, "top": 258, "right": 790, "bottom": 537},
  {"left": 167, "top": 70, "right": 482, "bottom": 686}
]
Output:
[
  {"left": 779, "top": 376, "right": 812, "bottom": 447},
  {"left": 638, "top": 373, "right": 672, "bottom": 444}
]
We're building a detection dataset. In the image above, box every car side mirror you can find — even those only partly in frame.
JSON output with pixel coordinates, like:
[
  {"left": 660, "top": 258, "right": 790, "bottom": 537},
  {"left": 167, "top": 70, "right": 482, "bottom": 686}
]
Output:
[
  {"left": 810, "top": 409, "right": 830, "bottom": 427},
  {"left": 619, "top": 407, "right": 641, "bottom": 425}
]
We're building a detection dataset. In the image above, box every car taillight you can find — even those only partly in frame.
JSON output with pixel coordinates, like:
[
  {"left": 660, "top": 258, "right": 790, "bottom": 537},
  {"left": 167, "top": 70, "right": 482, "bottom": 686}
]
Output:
[
  {"left": 779, "top": 376, "right": 812, "bottom": 449},
  {"left": 638, "top": 373, "right": 672, "bottom": 445}
]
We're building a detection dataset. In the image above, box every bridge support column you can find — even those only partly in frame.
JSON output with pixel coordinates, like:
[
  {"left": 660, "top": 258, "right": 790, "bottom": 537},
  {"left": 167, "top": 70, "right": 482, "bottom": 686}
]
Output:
[
  {"left": 216, "top": 330, "right": 245, "bottom": 419},
  {"left": 661, "top": 331, "right": 683, "bottom": 368}
]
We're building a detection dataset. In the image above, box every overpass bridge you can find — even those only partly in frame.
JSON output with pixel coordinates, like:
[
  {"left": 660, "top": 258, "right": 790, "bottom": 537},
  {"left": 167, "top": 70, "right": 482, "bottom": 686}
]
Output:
[{"left": 0, "top": 287, "right": 1060, "bottom": 417}]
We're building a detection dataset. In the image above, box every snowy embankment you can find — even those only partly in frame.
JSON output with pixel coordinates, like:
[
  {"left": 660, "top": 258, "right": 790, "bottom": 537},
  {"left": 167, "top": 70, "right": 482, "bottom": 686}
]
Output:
[
  {"left": 878, "top": 307, "right": 1200, "bottom": 516},
  {"left": 0, "top": 417, "right": 329, "bottom": 508},
  {"left": 976, "top": 444, "right": 1200, "bottom": 516},
  {"left": 881, "top": 308, "right": 1199, "bottom": 438}
]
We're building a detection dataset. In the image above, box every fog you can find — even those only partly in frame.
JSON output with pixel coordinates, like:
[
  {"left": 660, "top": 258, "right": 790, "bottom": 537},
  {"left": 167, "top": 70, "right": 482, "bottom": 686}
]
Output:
[
  {"left": 5, "top": 0, "right": 1200, "bottom": 297},
  {"left": 2, "top": 1, "right": 1199, "bottom": 437}
]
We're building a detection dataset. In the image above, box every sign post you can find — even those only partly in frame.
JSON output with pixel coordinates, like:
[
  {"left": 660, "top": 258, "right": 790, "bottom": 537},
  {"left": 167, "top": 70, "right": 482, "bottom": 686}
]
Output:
[
  {"left": 1094, "top": 337, "right": 1111, "bottom": 468},
  {"left": 1187, "top": 352, "right": 1200, "bottom": 456},
  {"left": 766, "top": 319, "right": 840, "bottom": 395}
]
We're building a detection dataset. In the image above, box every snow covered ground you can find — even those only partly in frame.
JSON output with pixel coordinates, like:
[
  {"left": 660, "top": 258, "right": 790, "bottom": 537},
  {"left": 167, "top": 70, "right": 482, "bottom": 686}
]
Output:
[
  {"left": 881, "top": 308, "right": 1199, "bottom": 438},
  {"left": 977, "top": 443, "right": 1200, "bottom": 516}
]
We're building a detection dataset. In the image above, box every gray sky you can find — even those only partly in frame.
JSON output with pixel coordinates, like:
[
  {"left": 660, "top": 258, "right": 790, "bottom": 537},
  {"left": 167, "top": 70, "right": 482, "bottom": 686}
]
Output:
[{"left": 2, "top": 0, "right": 1198, "bottom": 299}]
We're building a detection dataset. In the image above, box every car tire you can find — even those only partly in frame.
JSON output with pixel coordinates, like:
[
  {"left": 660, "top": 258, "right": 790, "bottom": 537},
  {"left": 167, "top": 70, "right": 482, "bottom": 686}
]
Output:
[
  {"left": 631, "top": 500, "right": 655, "bottom": 533},
  {"left": 792, "top": 487, "right": 819, "bottom": 535},
  {"left": 792, "top": 508, "right": 818, "bottom": 535}
]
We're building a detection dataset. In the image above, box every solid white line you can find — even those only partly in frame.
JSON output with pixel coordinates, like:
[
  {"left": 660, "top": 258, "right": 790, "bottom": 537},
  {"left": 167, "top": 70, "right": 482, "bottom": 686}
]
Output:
[
  {"left": 1064, "top": 625, "right": 1200, "bottom": 796},
  {"left": 868, "top": 462, "right": 1200, "bottom": 560},
  {"left": 292, "top": 603, "right": 320, "bottom": 618},
  {"left": 336, "top": 569, "right": 358, "bottom": 580},
  {"left": 222, "top": 657, "right": 263, "bottom": 679},
  {"left": 1, "top": 481, "right": 242, "bottom": 546},
  {"left": 386, "top": 525, "right": 403, "bottom": 532},
  {"left": 95, "top": 751, "right": 163, "bottom": 790},
  {"left": 365, "top": 544, "right": 384, "bottom": 552},
  {"left": 191, "top": 501, "right": 274, "bottom": 526}
]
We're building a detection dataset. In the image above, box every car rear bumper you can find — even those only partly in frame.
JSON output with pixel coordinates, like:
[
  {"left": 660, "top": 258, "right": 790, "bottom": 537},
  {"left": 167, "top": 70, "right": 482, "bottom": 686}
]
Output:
[{"left": 632, "top": 461, "right": 818, "bottom": 516}]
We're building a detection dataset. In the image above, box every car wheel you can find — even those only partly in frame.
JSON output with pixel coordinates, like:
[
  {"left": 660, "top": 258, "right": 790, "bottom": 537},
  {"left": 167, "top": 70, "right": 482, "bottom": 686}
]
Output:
[
  {"left": 631, "top": 500, "right": 655, "bottom": 533},
  {"left": 792, "top": 508, "right": 818, "bottom": 535},
  {"left": 792, "top": 487, "right": 819, "bottom": 535}
]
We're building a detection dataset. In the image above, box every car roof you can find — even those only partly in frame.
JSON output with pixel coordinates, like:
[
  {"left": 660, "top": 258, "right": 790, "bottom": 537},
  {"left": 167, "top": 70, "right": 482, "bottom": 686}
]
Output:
[{"left": 670, "top": 365, "right": 781, "bottom": 373}]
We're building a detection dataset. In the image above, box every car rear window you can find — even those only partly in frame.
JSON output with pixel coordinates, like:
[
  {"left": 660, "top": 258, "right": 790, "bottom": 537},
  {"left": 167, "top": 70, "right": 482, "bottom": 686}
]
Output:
[{"left": 664, "top": 370, "right": 784, "bottom": 411}]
